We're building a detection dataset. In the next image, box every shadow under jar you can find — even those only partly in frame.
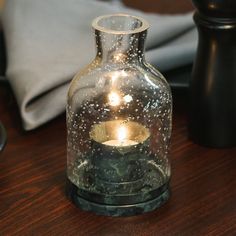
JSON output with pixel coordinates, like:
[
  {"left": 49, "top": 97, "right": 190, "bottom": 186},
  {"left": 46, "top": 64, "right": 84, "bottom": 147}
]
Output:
[{"left": 66, "top": 14, "right": 172, "bottom": 216}]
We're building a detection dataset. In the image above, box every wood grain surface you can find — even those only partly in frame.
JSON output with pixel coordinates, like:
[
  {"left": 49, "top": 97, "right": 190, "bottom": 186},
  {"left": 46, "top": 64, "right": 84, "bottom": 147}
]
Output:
[{"left": 1, "top": 1, "right": 236, "bottom": 235}]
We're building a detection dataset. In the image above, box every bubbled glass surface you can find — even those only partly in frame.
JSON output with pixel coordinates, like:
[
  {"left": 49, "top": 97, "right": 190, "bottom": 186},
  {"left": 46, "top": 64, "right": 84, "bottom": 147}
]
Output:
[{"left": 67, "top": 14, "right": 172, "bottom": 203}]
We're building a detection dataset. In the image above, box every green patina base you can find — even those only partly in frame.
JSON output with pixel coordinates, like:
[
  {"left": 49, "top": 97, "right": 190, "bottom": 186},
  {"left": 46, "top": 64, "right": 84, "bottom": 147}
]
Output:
[{"left": 66, "top": 179, "right": 170, "bottom": 217}]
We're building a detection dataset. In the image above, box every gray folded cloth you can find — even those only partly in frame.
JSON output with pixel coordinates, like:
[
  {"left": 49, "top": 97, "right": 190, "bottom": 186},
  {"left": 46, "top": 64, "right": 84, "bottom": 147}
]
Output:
[{"left": 2, "top": 0, "right": 197, "bottom": 130}]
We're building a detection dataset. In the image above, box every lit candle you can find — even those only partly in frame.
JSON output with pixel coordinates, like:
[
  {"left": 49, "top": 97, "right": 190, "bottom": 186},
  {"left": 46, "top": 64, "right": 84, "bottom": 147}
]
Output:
[
  {"left": 90, "top": 120, "right": 150, "bottom": 148},
  {"left": 102, "top": 125, "right": 138, "bottom": 147},
  {"left": 90, "top": 120, "right": 150, "bottom": 190}
]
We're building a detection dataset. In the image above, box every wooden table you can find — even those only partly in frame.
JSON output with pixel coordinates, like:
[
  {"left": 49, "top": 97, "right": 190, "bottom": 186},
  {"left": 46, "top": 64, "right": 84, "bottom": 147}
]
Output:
[{"left": 1, "top": 1, "right": 236, "bottom": 235}]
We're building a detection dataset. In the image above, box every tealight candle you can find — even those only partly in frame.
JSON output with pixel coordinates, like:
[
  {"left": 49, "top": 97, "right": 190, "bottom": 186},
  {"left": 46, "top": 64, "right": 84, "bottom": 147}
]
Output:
[
  {"left": 102, "top": 125, "right": 139, "bottom": 147},
  {"left": 90, "top": 120, "right": 150, "bottom": 148},
  {"left": 89, "top": 120, "right": 150, "bottom": 191},
  {"left": 103, "top": 139, "right": 138, "bottom": 146}
]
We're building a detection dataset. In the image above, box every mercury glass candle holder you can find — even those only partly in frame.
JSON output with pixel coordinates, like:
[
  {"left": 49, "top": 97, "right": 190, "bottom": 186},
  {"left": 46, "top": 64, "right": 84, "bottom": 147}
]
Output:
[{"left": 66, "top": 14, "right": 172, "bottom": 216}]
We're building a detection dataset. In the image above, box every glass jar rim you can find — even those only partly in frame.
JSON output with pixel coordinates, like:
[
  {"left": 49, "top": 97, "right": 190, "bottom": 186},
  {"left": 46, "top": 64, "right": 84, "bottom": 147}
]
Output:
[{"left": 92, "top": 13, "right": 149, "bottom": 35}]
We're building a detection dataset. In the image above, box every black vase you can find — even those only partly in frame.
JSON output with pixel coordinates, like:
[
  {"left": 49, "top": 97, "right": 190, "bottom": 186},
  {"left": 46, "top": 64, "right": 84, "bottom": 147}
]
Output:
[{"left": 189, "top": 0, "right": 236, "bottom": 147}]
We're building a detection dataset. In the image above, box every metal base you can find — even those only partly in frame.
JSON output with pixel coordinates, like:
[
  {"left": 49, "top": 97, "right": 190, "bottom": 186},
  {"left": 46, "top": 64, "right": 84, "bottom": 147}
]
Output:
[{"left": 66, "top": 180, "right": 170, "bottom": 217}]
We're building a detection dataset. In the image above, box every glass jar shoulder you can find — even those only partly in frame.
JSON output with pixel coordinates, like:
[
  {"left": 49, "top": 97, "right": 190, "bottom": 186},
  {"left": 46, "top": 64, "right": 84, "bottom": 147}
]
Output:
[
  {"left": 68, "top": 58, "right": 102, "bottom": 100},
  {"left": 69, "top": 62, "right": 170, "bottom": 95},
  {"left": 141, "top": 62, "right": 172, "bottom": 94}
]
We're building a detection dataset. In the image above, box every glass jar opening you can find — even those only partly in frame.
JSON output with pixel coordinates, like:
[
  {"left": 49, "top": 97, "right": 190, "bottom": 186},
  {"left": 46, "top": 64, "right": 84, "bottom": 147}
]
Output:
[{"left": 92, "top": 14, "right": 149, "bottom": 34}]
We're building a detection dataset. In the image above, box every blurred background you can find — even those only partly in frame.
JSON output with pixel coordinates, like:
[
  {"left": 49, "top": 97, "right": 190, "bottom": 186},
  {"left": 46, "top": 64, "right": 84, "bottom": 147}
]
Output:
[
  {"left": 101, "top": 0, "right": 193, "bottom": 13},
  {"left": 0, "top": 0, "right": 194, "bottom": 13}
]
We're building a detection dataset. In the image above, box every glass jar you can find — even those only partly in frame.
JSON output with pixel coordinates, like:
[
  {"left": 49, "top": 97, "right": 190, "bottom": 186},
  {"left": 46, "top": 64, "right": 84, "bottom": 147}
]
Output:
[{"left": 66, "top": 14, "right": 172, "bottom": 216}]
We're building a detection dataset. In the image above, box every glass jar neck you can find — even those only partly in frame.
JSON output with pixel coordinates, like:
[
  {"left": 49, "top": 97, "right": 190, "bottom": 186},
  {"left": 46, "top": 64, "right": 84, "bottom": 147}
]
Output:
[{"left": 95, "top": 30, "right": 147, "bottom": 64}]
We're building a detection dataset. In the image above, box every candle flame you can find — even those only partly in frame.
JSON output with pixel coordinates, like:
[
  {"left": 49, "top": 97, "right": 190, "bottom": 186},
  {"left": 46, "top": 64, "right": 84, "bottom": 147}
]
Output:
[{"left": 117, "top": 125, "right": 127, "bottom": 141}]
